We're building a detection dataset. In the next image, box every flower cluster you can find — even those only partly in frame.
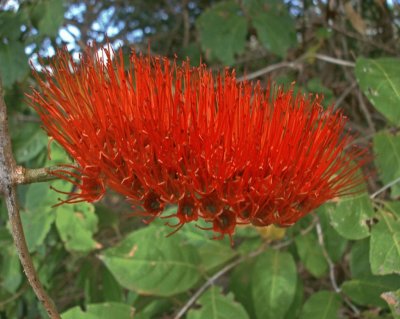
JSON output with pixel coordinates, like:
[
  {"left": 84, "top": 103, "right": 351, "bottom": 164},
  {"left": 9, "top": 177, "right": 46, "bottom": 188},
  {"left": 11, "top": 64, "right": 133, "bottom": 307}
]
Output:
[{"left": 29, "top": 46, "right": 367, "bottom": 241}]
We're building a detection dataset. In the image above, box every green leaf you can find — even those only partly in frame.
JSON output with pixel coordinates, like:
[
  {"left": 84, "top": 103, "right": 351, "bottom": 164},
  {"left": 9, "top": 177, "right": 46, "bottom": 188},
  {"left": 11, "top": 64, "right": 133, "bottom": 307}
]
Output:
[
  {"left": 318, "top": 208, "right": 348, "bottom": 262},
  {"left": 0, "top": 11, "right": 27, "bottom": 40},
  {"left": 197, "top": 1, "right": 247, "bottom": 65},
  {"left": 179, "top": 222, "right": 237, "bottom": 272},
  {"left": 13, "top": 123, "right": 47, "bottom": 163},
  {"left": 347, "top": 239, "right": 400, "bottom": 308},
  {"left": 250, "top": 4, "right": 296, "bottom": 57},
  {"left": 355, "top": 58, "right": 400, "bottom": 124},
  {"left": 0, "top": 245, "right": 22, "bottom": 293},
  {"left": 56, "top": 202, "right": 100, "bottom": 253},
  {"left": 284, "top": 277, "right": 304, "bottom": 319},
  {"left": 299, "top": 291, "right": 341, "bottom": 319},
  {"left": 61, "top": 302, "right": 135, "bottom": 319},
  {"left": 77, "top": 261, "right": 123, "bottom": 304},
  {"left": 374, "top": 132, "right": 400, "bottom": 197},
  {"left": 100, "top": 225, "right": 202, "bottom": 296},
  {"left": 381, "top": 290, "right": 400, "bottom": 319},
  {"left": 349, "top": 239, "right": 371, "bottom": 279},
  {"left": 134, "top": 299, "right": 172, "bottom": 319},
  {"left": 295, "top": 232, "right": 328, "bottom": 278},
  {"left": 30, "top": 0, "right": 65, "bottom": 38},
  {"left": 187, "top": 285, "right": 249, "bottom": 319},
  {"left": 20, "top": 207, "right": 55, "bottom": 253},
  {"left": 326, "top": 194, "right": 374, "bottom": 240},
  {"left": 342, "top": 276, "right": 400, "bottom": 309},
  {"left": 252, "top": 250, "right": 297, "bottom": 319},
  {"left": 230, "top": 260, "right": 257, "bottom": 319},
  {"left": 0, "top": 42, "right": 29, "bottom": 89},
  {"left": 20, "top": 182, "right": 57, "bottom": 252},
  {"left": 370, "top": 210, "right": 400, "bottom": 275}
]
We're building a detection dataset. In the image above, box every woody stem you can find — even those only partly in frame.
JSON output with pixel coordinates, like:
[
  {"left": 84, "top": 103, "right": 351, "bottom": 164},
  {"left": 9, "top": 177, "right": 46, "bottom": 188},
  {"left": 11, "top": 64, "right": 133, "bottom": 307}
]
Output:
[{"left": 0, "top": 80, "right": 61, "bottom": 319}]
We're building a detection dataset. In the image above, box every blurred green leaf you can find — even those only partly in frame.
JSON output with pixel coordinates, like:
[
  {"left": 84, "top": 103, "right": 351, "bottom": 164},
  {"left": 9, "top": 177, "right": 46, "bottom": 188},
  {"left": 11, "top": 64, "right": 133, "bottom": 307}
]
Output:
[
  {"left": 230, "top": 259, "right": 257, "bottom": 319},
  {"left": 374, "top": 131, "right": 400, "bottom": 197},
  {"left": 284, "top": 277, "right": 304, "bottom": 319},
  {"left": 134, "top": 299, "right": 172, "bottom": 319},
  {"left": 326, "top": 194, "right": 374, "bottom": 240},
  {"left": 0, "top": 11, "right": 27, "bottom": 40},
  {"left": 78, "top": 261, "right": 123, "bottom": 304},
  {"left": 20, "top": 182, "right": 57, "bottom": 252},
  {"left": 13, "top": 123, "right": 47, "bottom": 163},
  {"left": 0, "top": 245, "right": 22, "bottom": 293},
  {"left": 197, "top": 1, "right": 247, "bottom": 65},
  {"left": 295, "top": 232, "right": 328, "bottom": 278},
  {"left": 30, "top": 0, "right": 65, "bottom": 38},
  {"left": 299, "top": 291, "right": 341, "bottom": 319},
  {"left": 56, "top": 202, "right": 99, "bottom": 253},
  {"left": 0, "top": 42, "right": 29, "bottom": 89},
  {"left": 249, "top": 1, "right": 296, "bottom": 57},
  {"left": 100, "top": 225, "right": 202, "bottom": 296},
  {"left": 356, "top": 58, "right": 400, "bottom": 125},
  {"left": 187, "top": 285, "right": 249, "bottom": 319},
  {"left": 252, "top": 250, "right": 297, "bottom": 319},
  {"left": 370, "top": 210, "right": 400, "bottom": 275},
  {"left": 349, "top": 239, "right": 372, "bottom": 278},
  {"left": 381, "top": 290, "right": 400, "bottom": 319},
  {"left": 61, "top": 302, "right": 135, "bottom": 319}
]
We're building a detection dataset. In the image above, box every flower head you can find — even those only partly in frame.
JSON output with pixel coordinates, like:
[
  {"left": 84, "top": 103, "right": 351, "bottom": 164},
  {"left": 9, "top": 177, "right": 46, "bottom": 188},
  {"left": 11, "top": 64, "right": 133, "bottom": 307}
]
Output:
[{"left": 29, "top": 46, "right": 368, "bottom": 241}]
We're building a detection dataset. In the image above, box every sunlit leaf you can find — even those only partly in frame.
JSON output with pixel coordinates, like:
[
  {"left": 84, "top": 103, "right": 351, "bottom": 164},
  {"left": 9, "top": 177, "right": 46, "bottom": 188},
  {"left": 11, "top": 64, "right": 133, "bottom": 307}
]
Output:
[
  {"left": 356, "top": 58, "right": 400, "bottom": 125},
  {"left": 56, "top": 202, "right": 100, "bottom": 253},
  {"left": 100, "top": 225, "right": 202, "bottom": 296},
  {"left": 326, "top": 194, "right": 374, "bottom": 240},
  {"left": 370, "top": 210, "right": 400, "bottom": 275}
]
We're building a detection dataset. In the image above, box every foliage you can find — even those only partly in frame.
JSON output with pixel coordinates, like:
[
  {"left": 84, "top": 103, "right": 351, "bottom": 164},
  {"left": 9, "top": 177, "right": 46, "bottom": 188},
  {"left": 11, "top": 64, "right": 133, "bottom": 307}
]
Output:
[{"left": 0, "top": 0, "right": 400, "bottom": 318}]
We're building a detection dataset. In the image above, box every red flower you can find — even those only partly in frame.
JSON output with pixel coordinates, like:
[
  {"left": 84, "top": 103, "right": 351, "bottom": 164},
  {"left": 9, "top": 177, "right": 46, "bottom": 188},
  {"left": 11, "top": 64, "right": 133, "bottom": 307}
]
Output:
[{"left": 29, "top": 46, "right": 368, "bottom": 241}]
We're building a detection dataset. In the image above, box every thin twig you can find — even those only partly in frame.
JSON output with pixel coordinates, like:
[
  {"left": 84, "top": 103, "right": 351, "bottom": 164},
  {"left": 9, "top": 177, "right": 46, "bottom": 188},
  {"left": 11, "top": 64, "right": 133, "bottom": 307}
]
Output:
[
  {"left": 0, "top": 284, "right": 29, "bottom": 308},
  {"left": 314, "top": 54, "right": 355, "bottom": 67},
  {"left": 173, "top": 256, "right": 245, "bottom": 319},
  {"left": 173, "top": 239, "right": 292, "bottom": 319},
  {"left": 370, "top": 176, "right": 400, "bottom": 199},
  {"left": 315, "top": 220, "right": 360, "bottom": 316},
  {"left": 334, "top": 82, "right": 357, "bottom": 110},
  {"left": 0, "top": 80, "right": 61, "bottom": 319},
  {"left": 236, "top": 53, "right": 355, "bottom": 83},
  {"left": 357, "top": 90, "right": 375, "bottom": 133},
  {"left": 315, "top": 222, "right": 340, "bottom": 292},
  {"left": 236, "top": 61, "right": 301, "bottom": 82}
]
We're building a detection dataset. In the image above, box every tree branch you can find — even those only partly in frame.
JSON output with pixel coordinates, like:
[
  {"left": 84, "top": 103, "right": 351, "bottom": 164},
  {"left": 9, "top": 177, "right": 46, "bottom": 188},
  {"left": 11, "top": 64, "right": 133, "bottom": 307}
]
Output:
[
  {"left": 0, "top": 80, "right": 61, "bottom": 319},
  {"left": 13, "top": 165, "right": 76, "bottom": 185}
]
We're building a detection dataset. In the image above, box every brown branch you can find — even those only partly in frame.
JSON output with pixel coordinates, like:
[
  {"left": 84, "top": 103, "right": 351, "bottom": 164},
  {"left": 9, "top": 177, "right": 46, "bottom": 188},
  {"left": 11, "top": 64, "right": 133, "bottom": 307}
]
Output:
[
  {"left": 13, "top": 165, "right": 76, "bottom": 185},
  {"left": 0, "top": 80, "right": 61, "bottom": 319}
]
